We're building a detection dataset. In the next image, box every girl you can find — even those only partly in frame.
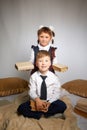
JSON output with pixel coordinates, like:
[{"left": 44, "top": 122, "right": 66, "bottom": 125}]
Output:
[{"left": 30, "top": 26, "right": 58, "bottom": 74}]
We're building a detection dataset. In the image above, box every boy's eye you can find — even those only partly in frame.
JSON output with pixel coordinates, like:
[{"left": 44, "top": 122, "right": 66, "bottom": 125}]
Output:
[{"left": 39, "top": 60, "right": 42, "bottom": 62}]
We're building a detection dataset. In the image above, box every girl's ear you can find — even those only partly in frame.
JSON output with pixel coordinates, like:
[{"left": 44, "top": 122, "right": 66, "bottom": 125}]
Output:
[{"left": 35, "top": 61, "right": 38, "bottom": 67}]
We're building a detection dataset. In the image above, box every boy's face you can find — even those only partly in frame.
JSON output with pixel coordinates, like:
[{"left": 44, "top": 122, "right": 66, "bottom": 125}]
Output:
[
  {"left": 38, "top": 32, "right": 52, "bottom": 47},
  {"left": 36, "top": 56, "right": 51, "bottom": 74}
]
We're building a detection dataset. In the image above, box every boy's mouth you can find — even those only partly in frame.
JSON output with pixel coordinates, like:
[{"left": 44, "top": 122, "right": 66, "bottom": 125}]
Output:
[{"left": 41, "top": 66, "right": 47, "bottom": 68}]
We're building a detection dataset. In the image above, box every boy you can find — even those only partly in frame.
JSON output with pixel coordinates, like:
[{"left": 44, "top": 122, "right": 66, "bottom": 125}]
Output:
[{"left": 17, "top": 50, "right": 67, "bottom": 119}]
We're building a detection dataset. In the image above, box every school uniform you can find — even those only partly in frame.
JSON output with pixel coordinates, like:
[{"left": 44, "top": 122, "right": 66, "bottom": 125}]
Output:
[
  {"left": 17, "top": 71, "right": 67, "bottom": 119},
  {"left": 29, "top": 43, "right": 57, "bottom": 74}
]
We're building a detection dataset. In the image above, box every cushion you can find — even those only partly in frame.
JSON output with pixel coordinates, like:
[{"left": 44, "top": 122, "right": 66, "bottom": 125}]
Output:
[
  {"left": 74, "top": 98, "right": 87, "bottom": 118},
  {"left": 0, "top": 77, "right": 29, "bottom": 96},
  {"left": 75, "top": 98, "right": 87, "bottom": 113},
  {"left": 62, "top": 79, "right": 87, "bottom": 97}
]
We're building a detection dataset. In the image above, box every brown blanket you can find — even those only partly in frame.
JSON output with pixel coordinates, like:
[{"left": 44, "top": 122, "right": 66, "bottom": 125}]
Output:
[{"left": 0, "top": 93, "right": 80, "bottom": 130}]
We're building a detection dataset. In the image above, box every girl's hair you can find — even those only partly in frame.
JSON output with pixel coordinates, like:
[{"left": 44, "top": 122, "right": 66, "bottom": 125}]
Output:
[
  {"left": 37, "top": 26, "right": 55, "bottom": 44},
  {"left": 36, "top": 50, "right": 51, "bottom": 61}
]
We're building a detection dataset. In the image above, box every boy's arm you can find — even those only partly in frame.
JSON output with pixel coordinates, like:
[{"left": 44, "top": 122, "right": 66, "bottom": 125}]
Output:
[
  {"left": 29, "top": 77, "right": 38, "bottom": 100},
  {"left": 48, "top": 77, "right": 61, "bottom": 103}
]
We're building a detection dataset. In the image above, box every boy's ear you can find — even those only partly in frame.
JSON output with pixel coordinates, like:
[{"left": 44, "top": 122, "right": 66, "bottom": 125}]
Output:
[{"left": 49, "top": 60, "right": 51, "bottom": 67}]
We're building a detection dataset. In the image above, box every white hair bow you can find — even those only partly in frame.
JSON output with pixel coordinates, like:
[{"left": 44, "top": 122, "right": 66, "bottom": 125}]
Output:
[
  {"left": 39, "top": 25, "right": 54, "bottom": 31},
  {"left": 39, "top": 25, "right": 44, "bottom": 29},
  {"left": 49, "top": 26, "right": 54, "bottom": 31}
]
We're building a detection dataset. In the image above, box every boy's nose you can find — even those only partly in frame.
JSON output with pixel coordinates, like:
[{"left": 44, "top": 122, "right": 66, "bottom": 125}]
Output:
[{"left": 42, "top": 61, "right": 45, "bottom": 64}]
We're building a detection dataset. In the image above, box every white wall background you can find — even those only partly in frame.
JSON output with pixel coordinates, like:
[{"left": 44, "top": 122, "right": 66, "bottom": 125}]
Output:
[{"left": 0, "top": 0, "right": 87, "bottom": 84}]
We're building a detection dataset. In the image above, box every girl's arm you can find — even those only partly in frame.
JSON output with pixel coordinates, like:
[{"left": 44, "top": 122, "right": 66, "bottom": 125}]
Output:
[
  {"left": 29, "top": 48, "right": 34, "bottom": 64},
  {"left": 52, "top": 49, "right": 68, "bottom": 72},
  {"left": 52, "top": 49, "right": 58, "bottom": 64}
]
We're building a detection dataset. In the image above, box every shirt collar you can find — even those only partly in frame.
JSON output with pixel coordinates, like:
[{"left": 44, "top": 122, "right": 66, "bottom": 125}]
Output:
[
  {"left": 37, "top": 70, "right": 50, "bottom": 77},
  {"left": 38, "top": 43, "right": 52, "bottom": 51}
]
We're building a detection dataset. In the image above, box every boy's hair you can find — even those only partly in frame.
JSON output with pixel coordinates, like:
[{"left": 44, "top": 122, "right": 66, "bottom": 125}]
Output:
[
  {"left": 36, "top": 50, "right": 51, "bottom": 61},
  {"left": 37, "top": 27, "right": 55, "bottom": 44}
]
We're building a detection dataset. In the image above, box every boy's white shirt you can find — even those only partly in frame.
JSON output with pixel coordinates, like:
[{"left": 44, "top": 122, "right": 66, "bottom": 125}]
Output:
[
  {"left": 29, "top": 43, "right": 58, "bottom": 64},
  {"left": 28, "top": 70, "right": 61, "bottom": 103}
]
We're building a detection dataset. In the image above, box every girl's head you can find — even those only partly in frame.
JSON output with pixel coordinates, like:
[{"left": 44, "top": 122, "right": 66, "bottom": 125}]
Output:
[{"left": 37, "top": 26, "right": 55, "bottom": 46}]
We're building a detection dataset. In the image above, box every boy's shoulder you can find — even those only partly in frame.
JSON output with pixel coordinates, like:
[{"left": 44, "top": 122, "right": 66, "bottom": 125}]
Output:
[
  {"left": 31, "top": 71, "right": 38, "bottom": 77},
  {"left": 47, "top": 71, "right": 57, "bottom": 78},
  {"left": 30, "top": 71, "right": 40, "bottom": 80}
]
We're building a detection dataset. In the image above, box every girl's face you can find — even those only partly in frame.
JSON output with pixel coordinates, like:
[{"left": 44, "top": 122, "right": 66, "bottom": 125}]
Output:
[{"left": 38, "top": 32, "right": 52, "bottom": 47}]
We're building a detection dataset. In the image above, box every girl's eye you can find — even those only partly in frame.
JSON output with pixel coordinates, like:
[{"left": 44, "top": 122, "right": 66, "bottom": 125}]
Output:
[{"left": 40, "top": 36, "right": 43, "bottom": 38}]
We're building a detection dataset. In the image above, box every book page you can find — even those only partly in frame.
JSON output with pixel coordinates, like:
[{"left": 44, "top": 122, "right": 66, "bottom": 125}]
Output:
[
  {"left": 53, "top": 64, "right": 68, "bottom": 72},
  {"left": 15, "top": 61, "right": 34, "bottom": 71}
]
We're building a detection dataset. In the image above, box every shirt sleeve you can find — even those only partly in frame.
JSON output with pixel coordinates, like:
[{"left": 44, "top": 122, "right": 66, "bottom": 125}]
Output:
[
  {"left": 48, "top": 76, "right": 61, "bottom": 103},
  {"left": 28, "top": 76, "right": 38, "bottom": 100}
]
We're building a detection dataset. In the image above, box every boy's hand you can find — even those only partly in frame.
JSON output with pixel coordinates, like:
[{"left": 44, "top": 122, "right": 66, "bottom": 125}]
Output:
[
  {"left": 35, "top": 98, "right": 44, "bottom": 111},
  {"left": 35, "top": 98, "right": 49, "bottom": 112},
  {"left": 46, "top": 101, "right": 51, "bottom": 109},
  {"left": 42, "top": 101, "right": 51, "bottom": 112}
]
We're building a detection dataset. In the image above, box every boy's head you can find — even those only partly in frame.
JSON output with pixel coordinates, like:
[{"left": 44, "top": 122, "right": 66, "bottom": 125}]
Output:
[{"left": 36, "top": 50, "right": 51, "bottom": 74}]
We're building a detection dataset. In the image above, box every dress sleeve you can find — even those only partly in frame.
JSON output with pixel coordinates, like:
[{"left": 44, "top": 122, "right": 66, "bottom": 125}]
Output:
[
  {"left": 52, "top": 49, "right": 58, "bottom": 64},
  {"left": 29, "top": 48, "right": 34, "bottom": 64}
]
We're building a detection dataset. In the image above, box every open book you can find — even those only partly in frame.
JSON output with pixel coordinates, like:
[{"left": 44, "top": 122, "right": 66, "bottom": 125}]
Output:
[
  {"left": 15, "top": 61, "right": 34, "bottom": 71},
  {"left": 15, "top": 61, "right": 68, "bottom": 72},
  {"left": 53, "top": 63, "right": 68, "bottom": 72}
]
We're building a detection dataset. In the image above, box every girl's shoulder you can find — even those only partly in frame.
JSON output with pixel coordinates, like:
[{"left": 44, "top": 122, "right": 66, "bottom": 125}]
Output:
[
  {"left": 48, "top": 71, "right": 57, "bottom": 78},
  {"left": 31, "top": 45, "right": 39, "bottom": 52},
  {"left": 50, "top": 44, "right": 57, "bottom": 49},
  {"left": 31, "top": 45, "right": 38, "bottom": 48}
]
